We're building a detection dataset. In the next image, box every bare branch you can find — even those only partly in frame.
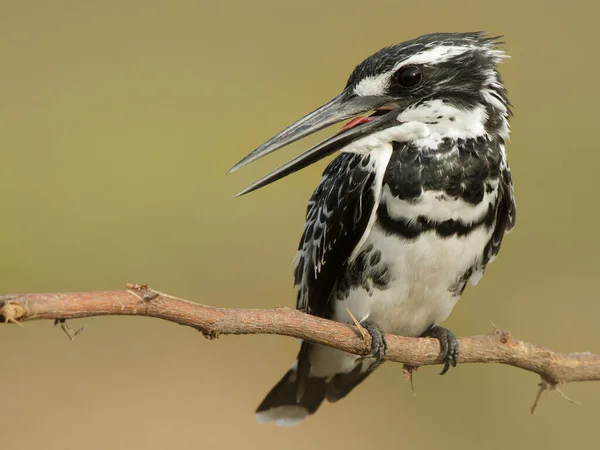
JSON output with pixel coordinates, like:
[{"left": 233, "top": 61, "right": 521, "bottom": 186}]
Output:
[{"left": 1, "top": 286, "right": 599, "bottom": 396}]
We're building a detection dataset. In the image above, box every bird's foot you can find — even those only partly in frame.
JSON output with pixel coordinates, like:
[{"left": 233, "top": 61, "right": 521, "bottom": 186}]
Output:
[
  {"left": 421, "top": 325, "right": 459, "bottom": 375},
  {"left": 357, "top": 320, "right": 387, "bottom": 372}
]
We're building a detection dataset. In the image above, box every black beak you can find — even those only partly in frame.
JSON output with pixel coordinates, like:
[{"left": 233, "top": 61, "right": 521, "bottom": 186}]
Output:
[{"left": 229, "top": 89, "right": 393, "bottom": 196}]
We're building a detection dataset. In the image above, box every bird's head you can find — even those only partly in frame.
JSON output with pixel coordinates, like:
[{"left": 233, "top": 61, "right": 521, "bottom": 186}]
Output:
[{"left": 231, "top": 32, "right": 510, "bottom": 196}]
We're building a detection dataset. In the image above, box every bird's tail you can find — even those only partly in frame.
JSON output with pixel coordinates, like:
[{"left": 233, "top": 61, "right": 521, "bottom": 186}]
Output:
[
  {"left": 255, "top": 343, "right": 327, "bottom": 426},
  {"left": 255, "top": 343, "right": 376, "bottom": 426}
]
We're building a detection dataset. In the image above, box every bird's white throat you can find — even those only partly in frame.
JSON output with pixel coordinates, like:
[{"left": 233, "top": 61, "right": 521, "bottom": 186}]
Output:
[
  {"left": 398, "top": 99, "right": 488, "bottom": 139},
  {"left": 342, "top": 99, "right": 495, "bottom": 156}
]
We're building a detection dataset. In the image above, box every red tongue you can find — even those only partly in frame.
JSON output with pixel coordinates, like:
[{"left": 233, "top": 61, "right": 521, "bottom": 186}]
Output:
[{"left": 339, "top": 116, "right": 373, "bottom": 132}]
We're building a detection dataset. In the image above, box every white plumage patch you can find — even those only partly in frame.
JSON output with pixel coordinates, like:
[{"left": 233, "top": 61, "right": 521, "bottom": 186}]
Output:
[
  {"left": 309, "top": 346, "right": 373, "bottom": 378},
  {"left": 256, "top": 406, "right": 308, "bottom": 427},
  {"left": 352, "top": 74, "right": 390, "bottom": 97},
  {"left": 342, "top": 121, "right": 430, "bottom": 155},
  {"left": 342, "top": 100, "right": 493, "bottom": 156},
  {"left": 380, "top": 181, "right": 499, "bottom": 224},
  {"left": 397, "top": 44, "right": 473, "bottom": 67},
  {"left": 397, "top": 100, "right": 488, "bottom": 142},
  {"left": 347, "top": 147, "right": 392, "bottom": 262}
]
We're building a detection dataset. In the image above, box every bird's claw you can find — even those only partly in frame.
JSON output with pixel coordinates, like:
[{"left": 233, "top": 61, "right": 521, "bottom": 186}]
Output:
[
  {"left": 357, "top": 320, "right": 387, "bottom": 371},
  {"left": 421, "top": 325, "right": 459, "bottom": 375}
]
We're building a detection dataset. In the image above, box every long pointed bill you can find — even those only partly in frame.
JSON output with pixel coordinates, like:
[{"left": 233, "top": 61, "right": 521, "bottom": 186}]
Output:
[
  {"left": 228, "top": 90, "right": 391, "bottom": 173},
  {"left": 235, "top": 107, "right": 401, "bottom": 197}
]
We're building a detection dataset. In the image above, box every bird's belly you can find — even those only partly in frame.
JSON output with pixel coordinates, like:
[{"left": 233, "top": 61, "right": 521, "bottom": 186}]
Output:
[{"left": 333, "top": 221, "right": 493, "bottom": 337}]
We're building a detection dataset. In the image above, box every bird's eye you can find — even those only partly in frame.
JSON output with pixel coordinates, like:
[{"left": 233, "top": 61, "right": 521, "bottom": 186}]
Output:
[{"left": 396, "top": 66, "right": 422, "bottom": 88}]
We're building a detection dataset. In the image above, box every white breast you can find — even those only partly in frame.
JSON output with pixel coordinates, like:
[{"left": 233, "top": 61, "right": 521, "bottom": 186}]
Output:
[
  {"left": 336, "top": 221, "right": 492, "bottom": 336},
  {"left": 310, "top": 220, "right": 494, "bottom": 378},
  {"left": 334, "top": 221, "right": 493, "bottom": 337}
]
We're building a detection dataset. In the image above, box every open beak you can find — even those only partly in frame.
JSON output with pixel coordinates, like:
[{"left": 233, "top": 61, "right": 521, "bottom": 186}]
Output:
[{"left": 229, "top": 89, "right": 394, "bottom": 196}]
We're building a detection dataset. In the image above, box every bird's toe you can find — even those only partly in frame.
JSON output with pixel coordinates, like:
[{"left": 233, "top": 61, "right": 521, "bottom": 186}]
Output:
[{"left": 421, "top": 325, "right": 459, "bottom": 375}]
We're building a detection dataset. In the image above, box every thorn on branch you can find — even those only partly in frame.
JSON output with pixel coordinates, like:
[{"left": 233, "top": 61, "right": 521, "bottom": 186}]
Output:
[
  {"left": 54, "top": 319, "right": 84, "bottom": 341},
  {"left": 555, "top": 385, "right": 581, "bottom": 407},
  {"left": 403, "top": 364, "right": 418, "bottom": 395},
  {"left": 530, "top": 378, "right": 580, "bottom": 415},
  {"left": 531, "top": 380, "right": 551, "bottom": 415},
  {"left": 498, "top": 330, "right": 513, "bottom": 345},
  {"left": 126, "top": 282, "right": 158, "bottom": 308},
  {"left": 345, "top": 306, "right": 370, "bottom": 343},
  {"left": 489, "top": 322, "right": 513, "bottom": 346},
  {"left": 143, "top": 292, "right": 159, "bottom": 302}
]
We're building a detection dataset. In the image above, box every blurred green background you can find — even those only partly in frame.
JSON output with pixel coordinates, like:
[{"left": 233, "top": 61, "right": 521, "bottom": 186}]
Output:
[{"left": 1, "top": 1, "right": 599, "bottom": 449}]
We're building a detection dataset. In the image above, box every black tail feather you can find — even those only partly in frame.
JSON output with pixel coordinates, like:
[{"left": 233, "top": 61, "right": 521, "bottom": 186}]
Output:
[
  {"left": 256, "top": 344, "right": 378, "bottom": 425},
  {"left": 326, "top": 362, "right": 375, "bottom": 402},
  {"left": 255, "top": 365, "right": 327, "bottom": 426}
]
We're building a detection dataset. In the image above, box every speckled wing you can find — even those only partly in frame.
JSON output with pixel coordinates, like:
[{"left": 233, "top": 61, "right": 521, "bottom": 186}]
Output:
[{"left": 293, "top": 152, "right": 381, "bottom": 317}]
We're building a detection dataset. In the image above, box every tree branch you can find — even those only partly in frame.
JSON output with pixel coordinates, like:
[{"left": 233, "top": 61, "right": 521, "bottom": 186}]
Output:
[{"left": 2, "top": 285, "right": 599, "bottom": 408}]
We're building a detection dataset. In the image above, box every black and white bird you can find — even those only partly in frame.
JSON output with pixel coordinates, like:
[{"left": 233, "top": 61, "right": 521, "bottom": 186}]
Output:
[{"left": 230, "top": 32, "right": 515, "bottom": 426}]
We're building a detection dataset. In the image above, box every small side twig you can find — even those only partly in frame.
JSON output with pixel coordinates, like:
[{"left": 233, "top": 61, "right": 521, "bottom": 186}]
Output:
[{"left": 54, "top": 319, "right": 84, "bottom": 341}]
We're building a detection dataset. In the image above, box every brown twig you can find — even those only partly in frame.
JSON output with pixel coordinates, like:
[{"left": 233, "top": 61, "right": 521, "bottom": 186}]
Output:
[{"left": 1, "top": 286, "right": 599, "bottom": 411}]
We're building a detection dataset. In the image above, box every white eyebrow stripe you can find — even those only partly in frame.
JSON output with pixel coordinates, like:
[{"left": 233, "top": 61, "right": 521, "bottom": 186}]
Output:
[
  {"left": 397, "top": 44, "right": 472, "bottom": 67},
  {"left": 353, "top": 44, "right": 473, "bottom": 97}
]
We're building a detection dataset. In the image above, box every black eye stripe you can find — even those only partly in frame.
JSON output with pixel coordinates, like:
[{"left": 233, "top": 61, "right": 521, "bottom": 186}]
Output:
[{"left": 395, "top": 66, "right": 422, "bottom": 88}]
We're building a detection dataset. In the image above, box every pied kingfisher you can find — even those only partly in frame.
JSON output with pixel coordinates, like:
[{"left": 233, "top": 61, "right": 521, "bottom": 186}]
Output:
[{"left": 229, "top": 32, "right": 516, "bottom": 426}]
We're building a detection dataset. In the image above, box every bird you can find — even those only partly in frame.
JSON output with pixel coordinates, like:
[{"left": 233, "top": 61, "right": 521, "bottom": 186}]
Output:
[{"left": 229, "top": 32, "right": 516, "bottom": 426}]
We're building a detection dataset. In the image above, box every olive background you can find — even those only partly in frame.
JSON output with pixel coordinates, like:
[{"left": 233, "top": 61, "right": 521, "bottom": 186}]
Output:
[{"left": 1, "top": 1, "right": 599, "bottom": 449}]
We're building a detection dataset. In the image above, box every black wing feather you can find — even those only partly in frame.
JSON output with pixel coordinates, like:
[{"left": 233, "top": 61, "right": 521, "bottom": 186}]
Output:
[
  {"left": 294, "top": 152, "right": 378, "bottom": 318},
  {"left": 484, "top": 160, "right": 516, "bottom": 265}
]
